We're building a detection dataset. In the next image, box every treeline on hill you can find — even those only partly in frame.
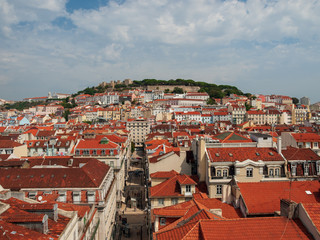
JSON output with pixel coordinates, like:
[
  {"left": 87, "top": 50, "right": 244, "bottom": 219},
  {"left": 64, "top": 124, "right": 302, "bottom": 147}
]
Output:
[
  {"left": 130, "top": 79, "right": 246, "bottom": 99},
  {"left": 74, "top": 79, "right": 248, "bottom": 99},
  {"left": 2, "top": 101, "right": 47, "bottom": 111}
]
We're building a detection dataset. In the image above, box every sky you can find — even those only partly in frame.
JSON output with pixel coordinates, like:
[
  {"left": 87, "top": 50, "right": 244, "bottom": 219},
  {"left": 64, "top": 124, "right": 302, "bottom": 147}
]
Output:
[{"left": 0, "top": 0, "right": 320, "bottom": 103}]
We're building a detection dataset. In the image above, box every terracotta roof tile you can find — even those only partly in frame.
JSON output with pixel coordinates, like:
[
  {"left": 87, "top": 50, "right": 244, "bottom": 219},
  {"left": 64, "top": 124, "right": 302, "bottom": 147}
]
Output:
[
  {"left": 302, "top": 203, "right": 320, "bottom": 232},
  {"left": 291, "top": 133, "right": 320, "bottom": 142},
  {"left": 207, "top": 147, "right": 283, "bottom": 162},
  {"left": 238, "top": 181, "right": 320, "bottom": 214},
  {"left": 0, "top": 159, "right": 110, "bottom": 189},
  {"left": 282, "top": 147, "right": 320, "bottom": 161}
]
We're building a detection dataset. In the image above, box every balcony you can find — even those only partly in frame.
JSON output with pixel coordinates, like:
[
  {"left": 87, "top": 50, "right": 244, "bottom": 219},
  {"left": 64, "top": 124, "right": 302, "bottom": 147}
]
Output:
[
  {"left": 211, "top": 176, "right": 232, "bottom": 180},
  {"left": 263, "top": 174, "right": 286, "bottom": 178}
]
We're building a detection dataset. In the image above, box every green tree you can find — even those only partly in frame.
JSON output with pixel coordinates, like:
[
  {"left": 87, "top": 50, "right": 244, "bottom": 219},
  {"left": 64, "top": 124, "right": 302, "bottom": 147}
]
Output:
[
  {"left": 172, "top": 87, "right": 184, "bottom": 94},
  {"left": 63, "top": 109, "right": 70, "bottom": 121},
  {"left": 164, "top": 89, "right": 170, "bottom": 93},
  {"left": 245, "top": 103, "right": 252, "bottom": 111},
  {"left": 292, "top": 97, "right": 299, "bottom": 105},
  {"left": 207, "top": 98, "right": 216, "bottom": 105},
  {"left": 131, "top": 142, "right": 135, "bottom": 153}
]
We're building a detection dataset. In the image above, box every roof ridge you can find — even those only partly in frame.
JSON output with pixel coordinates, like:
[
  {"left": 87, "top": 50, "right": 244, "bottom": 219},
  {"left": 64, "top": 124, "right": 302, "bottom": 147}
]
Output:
[
  {"left": 150, "top": 175, "right": 178, "bottom": 197},
  {"left": 181, "top": 221, "right": 201, "bottom": 240}
]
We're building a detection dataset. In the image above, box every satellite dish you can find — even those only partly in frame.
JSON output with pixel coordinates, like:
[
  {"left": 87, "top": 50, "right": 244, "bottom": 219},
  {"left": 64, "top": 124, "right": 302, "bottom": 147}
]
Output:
[{"left": 38, "top": 196, "right": 43, "bottom": 201}]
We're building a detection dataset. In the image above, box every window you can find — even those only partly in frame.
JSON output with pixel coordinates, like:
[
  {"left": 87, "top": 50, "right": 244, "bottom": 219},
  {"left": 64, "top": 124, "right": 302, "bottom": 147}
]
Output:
[
  {"left": 217, "top": 170, "right": 222, "bottom": 177},
  {"left": 314, "top": 142, "right": 318, "bottom": 148},
  {"left": 110, "top": 150, "right": 114, "bottom": 156},
  {"left": 171, "top": 198, "right": 178, "bottom": 205},
  {"left": 58, "top": 191, "right": 66, "bottom": 202},
  {"left": 246, "top": 168, "right": 253, "bottom": 177},
  {"left": 101, "top": 150, "right": 106, "bottom": 155},
  {"left": 186, "top": 185, "right": 191, "bottom": 193},
  {"left": 217, "top": 185, "right": 222, "bottom": 195},
  {"left": 269, "top": 169, "right": 274, "bottom": 177},
  {"left": 223, "top": 169, "right": 228, "bottom": 177},
  {"left": 87, "top": 191, "right": 95, "bottom": 203},
  {"left": 158, "top": 198, "right": 164, "bottom": 206},
  {"left": 83, "top": 150, "right": 89, "bottom": 155},
  {"left": 291, "top": 164, "right": 296, "bottom": 176},
  {"left": 92, "top": 150, "right": 97, "bottom": 155},
  {"left": 160, "top": 218, "right": 166, "bottom": 226},
  {"left": 109, "top": 161, "right": 114, "bottom": 168},
  {"left": 73, "top": 191, "right": 80, "bottom": 203},
  {"left": 28, "top": 191, "right": 37, "bottom": 200},
  {"left": 304, "top": 164, "right": 309, "bottom": 176},
  {"left": 275, "top": 168, "right": 280, "bottom": 176}
]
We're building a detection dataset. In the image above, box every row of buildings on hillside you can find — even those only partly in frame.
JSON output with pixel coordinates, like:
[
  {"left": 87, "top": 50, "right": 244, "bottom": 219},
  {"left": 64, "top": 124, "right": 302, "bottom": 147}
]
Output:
[{"left": 0, "top": 85, "right": 319, "bottom": 239}]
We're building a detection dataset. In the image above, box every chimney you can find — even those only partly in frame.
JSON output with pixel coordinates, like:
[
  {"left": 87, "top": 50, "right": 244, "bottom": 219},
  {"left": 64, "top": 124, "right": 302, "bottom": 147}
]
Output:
[
  {"left": 277, "top": 136, "right": 282, "bottom": 154},
  {"left": 280, "top": 199, "right": 297, "bottom": 219}
]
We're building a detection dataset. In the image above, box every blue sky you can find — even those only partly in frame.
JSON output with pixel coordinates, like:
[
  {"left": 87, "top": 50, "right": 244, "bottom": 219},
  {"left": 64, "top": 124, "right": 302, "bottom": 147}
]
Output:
[{"left": 0, "top": 0, "right": 320, "bottom": 103}]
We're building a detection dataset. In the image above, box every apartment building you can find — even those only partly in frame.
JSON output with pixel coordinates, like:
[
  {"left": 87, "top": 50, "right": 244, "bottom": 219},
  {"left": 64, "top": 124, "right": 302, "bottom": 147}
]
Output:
[
  {"left": 0, "top": 159, "right": 117, "bottom": 240},
  {"left": 227, "top": 104, "right": 246, "bottom": 124},
  {"left": 126, "top": 118, "right": 150, "bottom": 147}
]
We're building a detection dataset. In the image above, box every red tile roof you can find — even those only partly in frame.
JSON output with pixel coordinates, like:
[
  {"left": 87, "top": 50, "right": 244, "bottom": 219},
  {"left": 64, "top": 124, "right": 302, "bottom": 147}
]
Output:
[
  {"left": 0, "top": 220, "right": 50, "bottom": 239},
  {"left": 207, "top": 147, "right": 283, "bottom": 162},
  {"left": 154, "top": 218, "right": 312, "bottom": 240},
  {"left": 150, "top": 170, "right": 179, "bottom": 179},
  {"left": 302, "top": 203, "right": 320, "bottom": 233},
  {"left": 282, "top": 147, "right": 320, "bottom": 161},
  {"left": 238, "top": 181, "right": 320, "bottom": 215},
  {"left": 75, "top": 139, "right": 119, "bottom": 149},
  {"left": 0, "top": 159, "right": 110, "bottom": 189},
  {"left": 291, "top": 133, "right": 320, "bottom": 142},
  {"left": 0, "top": 140, "right": 22, "bottom": 148},
  {"left": 150, "top": 174, "right": 198, "bottom": 198}
]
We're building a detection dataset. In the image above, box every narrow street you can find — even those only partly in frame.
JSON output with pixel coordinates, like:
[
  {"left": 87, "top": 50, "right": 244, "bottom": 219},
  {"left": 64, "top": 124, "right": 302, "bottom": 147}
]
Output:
[{"left": 115, "top": 150, "right": 148, "bottom": 239}]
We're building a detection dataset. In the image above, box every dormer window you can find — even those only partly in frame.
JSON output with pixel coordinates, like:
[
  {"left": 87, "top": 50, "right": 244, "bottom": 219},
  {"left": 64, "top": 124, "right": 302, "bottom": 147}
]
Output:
[
  {"left": 28, "top": 191, "right": 37, "bottom": 199},
  {"left": 186, "top": 185, "right": 191, "bottom": 193},
  {"left": 304, "top": 163, "right": 309, "bottom": 176},
  {"left": 58, "top": 191, "right": 66, "bottom": 202},
  {"left": 73, "top": 191, "right": 80, "bottom": 203},
  {"left": 256, "top": 152, "right": 260, "bottom": 156},
  {"left": 223, "top": 169, "right": 228, "bottom": 177},
  {"left": 291, "top": 164, "right": 297, "bottom": 176},
  {"left": 87, "top": 191, "right": 95, "bottom": 203}
]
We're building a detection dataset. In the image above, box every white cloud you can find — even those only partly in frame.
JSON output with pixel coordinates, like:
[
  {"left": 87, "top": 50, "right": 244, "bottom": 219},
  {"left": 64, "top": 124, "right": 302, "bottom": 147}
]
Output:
[{"left": 0, "top": 0, "right": 320, "bottom": 101}]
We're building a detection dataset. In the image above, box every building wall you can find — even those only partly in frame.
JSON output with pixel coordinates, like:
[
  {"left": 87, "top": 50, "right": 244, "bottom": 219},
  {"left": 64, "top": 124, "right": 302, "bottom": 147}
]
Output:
[
  {"left": 281, "top": 132, "right": 298, "bottom": 148},
  {"left": 235, "top": 166, "right": 263, "bottom": 182},
  {"left": 151, "top": 178, "right": 166, "bottom": 187},
  {"left": 151, "top": 197, "right": 187, "bottom": 209},
  {"left": 149, "top": 151, "right": 190, "bottom": 175}
]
